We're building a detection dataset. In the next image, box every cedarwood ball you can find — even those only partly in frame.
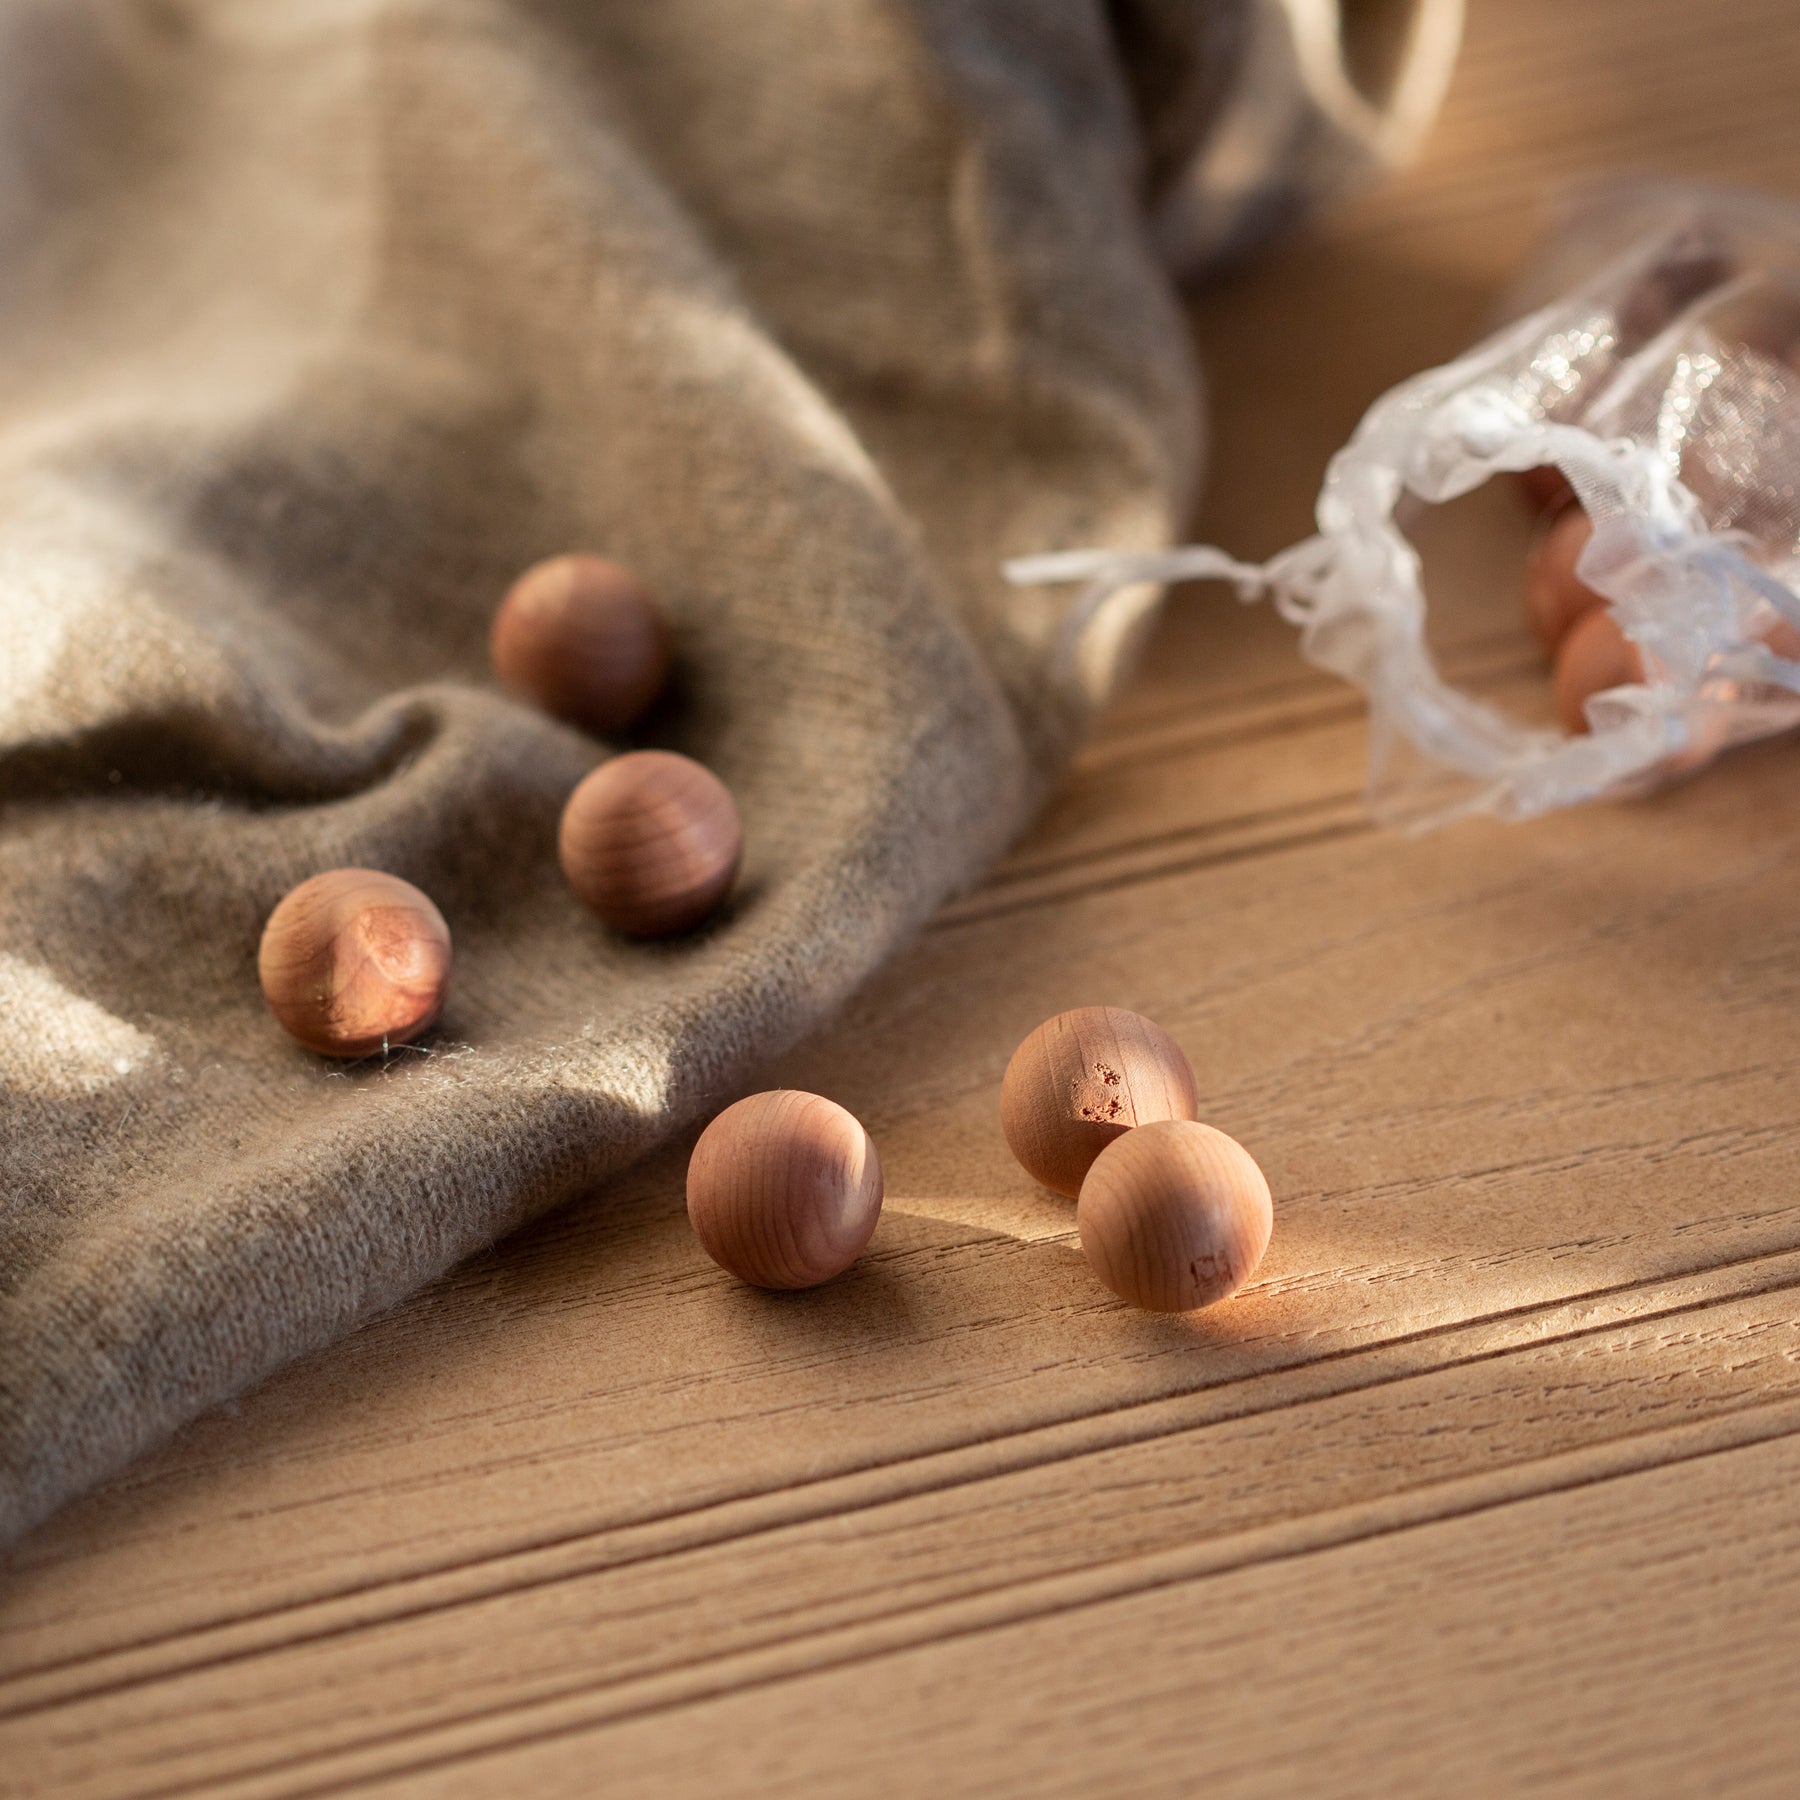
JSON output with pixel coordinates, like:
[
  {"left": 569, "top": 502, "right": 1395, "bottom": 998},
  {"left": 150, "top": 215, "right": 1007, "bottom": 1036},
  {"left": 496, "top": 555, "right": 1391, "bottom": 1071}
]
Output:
[
  {"left": 491, "top": 553, "right": 672, "bottom": 735},
  {"left": 1000, "top": 1006, "right": 1200, "bottom": 1198},
  {"left": 258, "top": 868, "right": 451, "bottom": 1058},
  {"left": 1515, "top": 464, "right": 1574, "bottom": 517},
  {"left": 1553, "top": 605, "right": 1643, "bottom": 735},
  {"left": 1524, "top": 506, "right": 1601, "bottom": 652},
  {"left": 1077, "top": 1119, "right": 1272, "bottom": 1313},
  {"left": 686, "top": 1090, "right": 884, "bottom": 1289},
  {"left": 558, "top": 749, "right": 742, "bottom": 937}
]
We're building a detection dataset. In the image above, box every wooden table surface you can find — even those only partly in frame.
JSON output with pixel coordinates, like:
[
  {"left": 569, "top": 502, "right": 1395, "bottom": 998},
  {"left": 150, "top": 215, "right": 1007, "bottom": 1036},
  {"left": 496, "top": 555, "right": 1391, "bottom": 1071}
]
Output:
[{"left": 9, "top": 2, "right": 1800, "bottom": 1793}]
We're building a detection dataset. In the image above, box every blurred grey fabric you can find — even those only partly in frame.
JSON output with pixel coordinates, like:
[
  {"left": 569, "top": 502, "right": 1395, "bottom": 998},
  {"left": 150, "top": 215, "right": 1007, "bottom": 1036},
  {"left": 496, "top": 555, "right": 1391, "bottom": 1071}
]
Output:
[{"left": 0, "top": 0, "right": 1456, "bottom": 1541}]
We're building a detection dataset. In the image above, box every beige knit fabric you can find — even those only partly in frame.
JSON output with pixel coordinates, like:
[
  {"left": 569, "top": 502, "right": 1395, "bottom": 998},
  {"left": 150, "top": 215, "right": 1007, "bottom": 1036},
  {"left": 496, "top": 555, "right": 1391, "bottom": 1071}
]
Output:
[{"left": 0, "top": 0, "right": 1453, "bottom": 1542}]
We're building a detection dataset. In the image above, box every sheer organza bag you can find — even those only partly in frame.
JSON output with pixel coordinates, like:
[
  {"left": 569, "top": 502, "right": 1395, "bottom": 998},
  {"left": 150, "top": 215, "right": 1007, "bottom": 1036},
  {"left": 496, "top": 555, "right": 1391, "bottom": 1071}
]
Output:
[{"left": 1014, "top": 181, "right": 1800, "bottom": 825}]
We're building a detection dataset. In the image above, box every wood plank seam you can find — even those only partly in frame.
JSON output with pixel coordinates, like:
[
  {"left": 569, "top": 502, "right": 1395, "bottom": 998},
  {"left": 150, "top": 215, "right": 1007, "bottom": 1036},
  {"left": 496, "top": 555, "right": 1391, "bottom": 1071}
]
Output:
[
  {"left": 1077, "top": 629, "right": 1539, "bottom": 770},
  {"left": 1060, "top": 689, "right": 1369, "bottom": 781},
  {"left": 982, "top": 653, "right": 1548, "bottom": 889},
  {"left": 940, "top": 665, "right": 1574, "bottom": 925},
  {"left": 123, "top": 1397, "right": 1800, "bottom": 1800},
  {"left": 984, "top": 789, "right": 1370, "bottom": 890},
  {"left": 933, "top": 815, "right": 1377, "bottom": 929},
  {"left": 12, "top": 1240, "right": 1800, "bottom": 1730},
  {"left": 14, "top": 1234, "right": 1800, "bottom": 1695}
]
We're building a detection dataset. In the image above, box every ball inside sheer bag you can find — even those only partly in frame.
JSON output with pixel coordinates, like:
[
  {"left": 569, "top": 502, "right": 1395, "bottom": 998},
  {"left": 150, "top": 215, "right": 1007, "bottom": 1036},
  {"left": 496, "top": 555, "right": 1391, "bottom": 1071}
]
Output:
[{"left": 1012, "top": 181, "right": 1800, "bottom": 826}]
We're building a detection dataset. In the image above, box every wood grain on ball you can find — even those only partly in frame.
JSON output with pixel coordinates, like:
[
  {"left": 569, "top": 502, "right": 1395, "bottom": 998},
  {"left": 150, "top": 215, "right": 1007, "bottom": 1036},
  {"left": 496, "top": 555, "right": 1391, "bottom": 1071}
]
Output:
[
  {"left": 491, "top": 553, "right": 671, "bottom": 735},
  {"left": 258, "top": 869, "right": 450, "bottom": 1058},
  {"left": 559, "top": 749, "right": 741, "bottom": 936},
  {"left": 1077, "top": 1119, "right": 1272, "bottom": 1313},
  {"left": 1000, "top": 1006, "right": 1200, "bottom": 1198},
  {"left": 687, "top": 1090, "right": 884, "bottom": 1289}
]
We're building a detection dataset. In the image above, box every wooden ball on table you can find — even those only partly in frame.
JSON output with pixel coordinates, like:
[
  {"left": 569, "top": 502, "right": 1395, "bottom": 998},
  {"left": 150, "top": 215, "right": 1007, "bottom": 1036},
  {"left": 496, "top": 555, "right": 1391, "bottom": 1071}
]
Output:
[
  {"left": 259, "top": 869, "right": 451, "bottom": 1058},
  {"left": 687, "top": 1090, "right": 884, "bottom": 1289},
  {"left": 491, "top": 553, "right": 672, "bottom": 735},
  {"left": 1000, "top": 1006, "right": 1200, "bottom": 1198},
  {"left": 1077, "top": 1119, "right": 1272, "bottom": 1313},
  {"left": 559, "top": 749, "right": 742, "bottom": 936}
]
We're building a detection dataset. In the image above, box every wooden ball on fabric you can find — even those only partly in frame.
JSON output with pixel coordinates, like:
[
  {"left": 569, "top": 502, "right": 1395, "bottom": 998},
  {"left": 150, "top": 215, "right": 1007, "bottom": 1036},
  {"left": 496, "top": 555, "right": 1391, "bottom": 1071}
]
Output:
[
  {"left": 259, "top": 869, "right": 451, "bottom": 1058},
  {"left": 687, "top": 1090, "right": 884, "bottom": 1289},
  {"left": 491, "top": 553, "right": 672, "bottom": 735},
  {"left": 1077, "top": 1120, "right": 1272, "bottom": 1313},
  {"left": 559, "top": 750, "right": 741, "bottom": 936},
  {"left": 1000, "top": 1006, "right": 1200, "bottom": 1198},
  {"left": 1554, "top": 606, "right": 1644, "bottom": 734}
]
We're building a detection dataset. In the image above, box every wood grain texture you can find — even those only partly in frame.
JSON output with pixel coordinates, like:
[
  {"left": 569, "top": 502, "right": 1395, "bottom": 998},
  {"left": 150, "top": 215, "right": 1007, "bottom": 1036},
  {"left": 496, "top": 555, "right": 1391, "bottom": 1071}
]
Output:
[
  {"left": 686, "top": 1090, "right": 884, "bottom": 1289},
  {"left": 257, "top": 870, "right": 452, "bottom": 1060},
  {"left": 8, "top": 2, "right": 1800, "bottom": 1794},
  {"left": 1077, "top": 1119, "right": 1272, "bottom": 1311},
  {"left": 16, "top": 1275, "right": 1800, "bottom": 1795},
  {"left": 999, "top": 1006, "right": 1201, "bottom": 1197},
  {"left": 489, "top": 553, "right": 672, "bottom": 737},
  {"left": 365, "top": 1431, "right": 1800, "bottom": 1800},
  {"left": 557, "top": 749, "right": 742, "bottom": 936}
]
